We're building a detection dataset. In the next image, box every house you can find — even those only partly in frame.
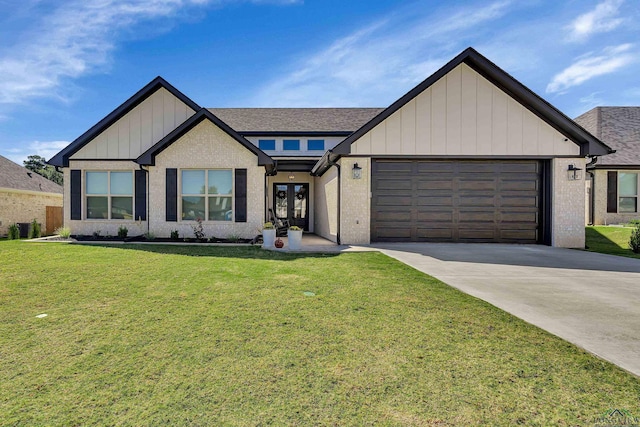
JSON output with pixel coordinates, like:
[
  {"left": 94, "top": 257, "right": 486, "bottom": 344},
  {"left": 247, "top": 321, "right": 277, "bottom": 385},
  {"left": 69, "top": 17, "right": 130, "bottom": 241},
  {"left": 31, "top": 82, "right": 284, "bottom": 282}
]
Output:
[
  {"left": 0, "top": 155, "right": 63, "bottom": 236},
  {"left": 575, "top": 107, "right": 640, "bottom": 225},
  {"left": 49, "top": 48, "right": 612, "bottom": 247}
]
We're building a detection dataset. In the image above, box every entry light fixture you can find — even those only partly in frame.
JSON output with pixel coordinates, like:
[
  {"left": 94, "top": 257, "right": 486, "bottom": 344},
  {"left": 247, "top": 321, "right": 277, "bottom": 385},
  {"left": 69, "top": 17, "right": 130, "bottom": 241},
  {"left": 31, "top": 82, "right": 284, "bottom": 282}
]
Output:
[
  {"left": 288, "top": 173, "right": 295, "bottom": 181},
  {"left": 352, "top": 163, "right": 362, "bottom": 180},
  {"left": 567, "top": 164, "right": 582, "bottom": 181}
]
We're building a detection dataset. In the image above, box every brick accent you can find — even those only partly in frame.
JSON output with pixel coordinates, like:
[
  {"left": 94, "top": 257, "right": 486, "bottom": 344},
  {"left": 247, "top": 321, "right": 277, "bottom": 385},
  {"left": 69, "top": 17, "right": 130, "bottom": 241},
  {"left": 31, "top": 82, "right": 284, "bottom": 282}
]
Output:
[
  {"left": 552, "top": 158, "right": 586, "bottom": 248},
  {"left": 0, "top": 190, "right": 62, "bottom": 236},
  {"left": 340, "top": 157, "right": 370, "bottom": 245}
]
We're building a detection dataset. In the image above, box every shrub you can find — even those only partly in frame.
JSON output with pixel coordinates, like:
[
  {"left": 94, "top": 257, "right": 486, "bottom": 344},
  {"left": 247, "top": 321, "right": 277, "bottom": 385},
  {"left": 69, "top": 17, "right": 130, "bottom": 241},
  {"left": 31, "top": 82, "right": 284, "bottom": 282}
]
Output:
[
  {"left": 228, "top": 234, "right": 241, "bottom": 243},
  {"left": 288, "top": 226, "right": 302, "bottom": 231},
  {"left": 170, "top": 230, "right": 180, "bottom": 240},
  {"left": 630, "top": 225, "right": 640, "bottom": 254},
  {"left": 92, "top": 230, "right": 102, "bottom": 239},
  {"left": 118, "top": 226, "right": 128, "bottom": 239},
  {"left": 629, "top": 218, "right": 640, "bottom": 227},
  {"left": 55, "top": 227, "right": 72, "bottom": 239},
  {"left": 191, "top": 218, "right": 205, "bottom": 240},
  {"left": 8, "top": 223, "right": 20, "bottom": 240},
  {"left": 263, "top": 222, "right": 274, "bottom": 229},
  {"left": 28, "top": 219, "right": 41, "bottom": 239},
  {"left": 144, "top": 232, "right": 156, "bottom": 241}
]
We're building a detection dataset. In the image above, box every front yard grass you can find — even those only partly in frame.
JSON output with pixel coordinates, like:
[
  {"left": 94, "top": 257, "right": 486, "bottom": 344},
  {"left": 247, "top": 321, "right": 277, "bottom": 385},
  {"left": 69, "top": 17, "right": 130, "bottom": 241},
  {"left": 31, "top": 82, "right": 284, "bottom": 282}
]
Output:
[
  {"left": 1, "top": 241, "right": 639, "bottom": 425},
  {"left": 586, "top": 226, "right": 640, "bottom": 259}
]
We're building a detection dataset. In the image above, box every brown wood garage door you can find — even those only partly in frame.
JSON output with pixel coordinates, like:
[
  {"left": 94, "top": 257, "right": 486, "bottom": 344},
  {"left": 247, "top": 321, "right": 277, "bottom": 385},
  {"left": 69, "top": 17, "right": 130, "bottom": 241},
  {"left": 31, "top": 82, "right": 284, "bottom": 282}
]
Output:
[{"left": 371, "top": 159, "right": 541, "bottom": 243}]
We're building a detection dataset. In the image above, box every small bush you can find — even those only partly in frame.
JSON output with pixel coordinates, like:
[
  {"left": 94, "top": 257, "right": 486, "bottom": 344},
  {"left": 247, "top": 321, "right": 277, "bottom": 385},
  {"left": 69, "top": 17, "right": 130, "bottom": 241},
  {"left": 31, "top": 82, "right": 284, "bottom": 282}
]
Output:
[
  {"left": 629, "top": 218, "right": 640, "bottom": 227},
  {"left": 144, "top": 232, "right": 156, "bottom": 241},
  {"left": 263, "top": 222, "right": 274, "bottom": 230},
  {"left": 8, "top": 223, "right": 20, "bottom": 240},
  {"left": 28, "top": 219, "right": 41, "bottom": 239},
  {"left": 55, "top": 227, "right": 72, "bottom": 239},
  {"left": 170, "top": 230, "right": 180, "bottom": 240},
  {"left": 228, "top": 234, "right": 241, "bottom": 243},
  {"left": 118, "top": 226, "right": 128, "bottom": 239},
  {"left": 630, "top": 225, "right": 640, "bottom": 254},
  {"left": 191, "top": 218, "right": 205, "bottom": 240},
  {"left": 288, "top": 226, "right": 302, "bottom": 231},
  {"left": 92, "top": 230, "right": 102, "bottom": 239}
]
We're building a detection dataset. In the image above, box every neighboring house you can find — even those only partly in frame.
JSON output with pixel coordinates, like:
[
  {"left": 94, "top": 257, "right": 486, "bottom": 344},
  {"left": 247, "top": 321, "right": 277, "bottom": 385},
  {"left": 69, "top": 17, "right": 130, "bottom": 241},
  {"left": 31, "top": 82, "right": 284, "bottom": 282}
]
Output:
[
  {"left": 0, "top": 155, "right": 63, "bottom": 236},
  {"left": 575, "top": 107, "right": 640, "bottom": 225},
  {"left": 49, "top": 48, "right": 612, "bottom": 247}
]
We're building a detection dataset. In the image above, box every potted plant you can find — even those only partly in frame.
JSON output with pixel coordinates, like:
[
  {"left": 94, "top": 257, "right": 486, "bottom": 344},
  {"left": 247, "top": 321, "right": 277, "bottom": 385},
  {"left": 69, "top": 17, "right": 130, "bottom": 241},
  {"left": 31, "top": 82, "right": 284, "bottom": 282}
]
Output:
[
  {"left": 288, "top": 225, "right": 303, "bottom": 250},
  {"left": 262, "top": 222, "right": 276, "bottom": 248}
]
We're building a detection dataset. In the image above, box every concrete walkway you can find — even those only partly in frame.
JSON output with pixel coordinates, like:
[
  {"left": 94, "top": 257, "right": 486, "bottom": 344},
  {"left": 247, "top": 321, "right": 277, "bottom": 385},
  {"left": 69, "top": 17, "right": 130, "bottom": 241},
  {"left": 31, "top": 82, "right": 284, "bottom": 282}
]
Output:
[{"left": 371, "top": 243, "right": 640, "bottom": 377}]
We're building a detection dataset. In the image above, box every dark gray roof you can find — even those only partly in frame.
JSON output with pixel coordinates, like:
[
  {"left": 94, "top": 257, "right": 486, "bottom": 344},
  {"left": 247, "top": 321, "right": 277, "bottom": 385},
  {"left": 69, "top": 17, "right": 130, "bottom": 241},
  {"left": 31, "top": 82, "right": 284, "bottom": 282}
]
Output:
[
  {"left": 208, "top": 108, "right": 385, "bottom": 133},
  {"left": 575, "top": 107, "right": 640, "bottom": 167},
  {"left": 0, "top": 155, "right": 63, "bottom": 194}
]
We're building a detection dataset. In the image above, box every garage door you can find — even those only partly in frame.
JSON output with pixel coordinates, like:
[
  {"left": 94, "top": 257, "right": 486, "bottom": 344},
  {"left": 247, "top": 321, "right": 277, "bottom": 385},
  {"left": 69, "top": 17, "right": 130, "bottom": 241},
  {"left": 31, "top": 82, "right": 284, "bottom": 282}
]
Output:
[{"left": 371, "top": 160, "right": 542, "bottom": 243}]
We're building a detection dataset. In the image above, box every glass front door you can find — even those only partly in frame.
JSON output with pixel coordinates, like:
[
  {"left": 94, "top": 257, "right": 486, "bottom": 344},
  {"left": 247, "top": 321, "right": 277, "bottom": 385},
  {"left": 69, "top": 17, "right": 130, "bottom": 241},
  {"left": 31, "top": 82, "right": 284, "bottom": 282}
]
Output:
[{"left": 274, "top": 183, "right": 309, "bottom": 230}]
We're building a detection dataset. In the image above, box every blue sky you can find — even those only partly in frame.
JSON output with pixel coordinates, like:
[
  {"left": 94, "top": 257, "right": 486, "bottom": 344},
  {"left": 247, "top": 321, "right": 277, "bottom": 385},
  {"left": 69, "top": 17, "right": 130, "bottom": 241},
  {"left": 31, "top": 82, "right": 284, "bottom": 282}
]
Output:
[{"left": 0, "top": 0, "right": 639, "bottom": 164}]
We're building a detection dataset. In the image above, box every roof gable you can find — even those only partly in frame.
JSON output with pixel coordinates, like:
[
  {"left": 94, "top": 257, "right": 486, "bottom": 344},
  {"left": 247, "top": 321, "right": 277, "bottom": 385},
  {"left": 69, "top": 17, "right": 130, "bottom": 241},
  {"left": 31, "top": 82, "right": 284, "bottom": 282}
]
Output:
[
  {"left": 49, "top": 76, "right": 200, "bottom": 167},
  {"left": 0, "top": 155, "right": 63, "bottom": 194},
  {"left": 136, "top": 109, "right": 274, "bottom": 167},
  {"left": 330, "top": 47, "right": 612, "bottom": 159}
]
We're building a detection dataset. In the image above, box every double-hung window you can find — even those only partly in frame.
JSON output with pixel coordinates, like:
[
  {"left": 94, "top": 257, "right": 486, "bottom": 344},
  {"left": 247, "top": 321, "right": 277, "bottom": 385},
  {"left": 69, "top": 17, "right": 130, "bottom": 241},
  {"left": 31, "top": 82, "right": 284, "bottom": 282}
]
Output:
[
  {"left": 86, "top": 171, "right": 133, "bottom": 219},
  {"left": 181, "top": 169, "right": 233, "bottom": 221},
  {"left": 619, "top": 172, "right": 639, "bottom": 213}
]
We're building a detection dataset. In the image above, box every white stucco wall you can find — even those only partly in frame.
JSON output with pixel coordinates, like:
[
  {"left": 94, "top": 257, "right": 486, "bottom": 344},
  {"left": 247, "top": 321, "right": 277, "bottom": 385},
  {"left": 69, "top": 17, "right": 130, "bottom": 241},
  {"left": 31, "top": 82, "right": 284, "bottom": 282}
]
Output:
[
  {"left": 148, "top": 120, "right": 264, "bottom": 239},
  {"left": 313, "top": 166, "right": 338, "bottom": 243},
  {"left": 552, "top": 157, "right": 587, "bottom": 248}
]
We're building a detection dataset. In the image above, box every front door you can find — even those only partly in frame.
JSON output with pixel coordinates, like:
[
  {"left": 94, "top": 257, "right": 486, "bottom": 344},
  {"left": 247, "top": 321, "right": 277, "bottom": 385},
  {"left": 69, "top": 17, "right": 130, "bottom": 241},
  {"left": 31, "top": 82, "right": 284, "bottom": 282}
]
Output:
[{"left": 274, "top": 183, "right": 309, "bottom": 231}]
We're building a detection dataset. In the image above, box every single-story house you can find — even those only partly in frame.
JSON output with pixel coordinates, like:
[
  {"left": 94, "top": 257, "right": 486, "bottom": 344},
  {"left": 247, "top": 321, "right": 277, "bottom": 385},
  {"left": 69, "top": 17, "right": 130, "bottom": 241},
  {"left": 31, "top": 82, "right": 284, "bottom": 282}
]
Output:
[
  {"left": 49, "top": 48, "right": 612, "bottom": 247},
  {"left": 575, "top": 107, "right": 640, "bottom": 225},
  {"left": 0, "top": 155, "right": 63, "bottom": 236}
]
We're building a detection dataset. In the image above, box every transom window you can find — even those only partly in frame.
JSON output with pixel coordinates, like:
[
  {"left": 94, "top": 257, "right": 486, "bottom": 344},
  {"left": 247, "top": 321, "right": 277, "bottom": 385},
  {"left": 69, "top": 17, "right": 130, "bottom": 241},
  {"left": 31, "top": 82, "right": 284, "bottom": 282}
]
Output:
[
  {"left": 258, "top": 139, "right": 276, "bottom": 150},
  {"left": 181, "top": 169, "right": 233, "bottom": 221},
  {"left": 307, "top": 139, "right": 324, "bottom": 151},
  {"left": 283, "top": 139, "right": 300, "bottom": 150},
  {"left": 619, "top": 172, "right": 639, "bottom": 213},
  {"left": 86, "top": 171, "right": 133, "bottom": 220}
]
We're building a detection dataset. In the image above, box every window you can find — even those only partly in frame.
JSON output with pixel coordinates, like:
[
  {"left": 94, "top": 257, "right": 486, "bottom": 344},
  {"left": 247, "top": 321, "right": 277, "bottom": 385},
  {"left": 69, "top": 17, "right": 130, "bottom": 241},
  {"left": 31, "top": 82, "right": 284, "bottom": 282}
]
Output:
[
  {"left": 181, "top": 169, "right": 232, "bottom": 221},
  {"left": 86, "top": 171, "right": 133, "bottom": 219},
  {"left": 283, "top": 139, "right": 300, "bottom": 150},
  {"left": 619, "top": 172, "right": 638, "bottom": 213},
  {"left": 307, "top": 139, "right": 324, "bottom": 151},
  {"left": 258, "top": 139, "right": 276, "bottom": 150}
]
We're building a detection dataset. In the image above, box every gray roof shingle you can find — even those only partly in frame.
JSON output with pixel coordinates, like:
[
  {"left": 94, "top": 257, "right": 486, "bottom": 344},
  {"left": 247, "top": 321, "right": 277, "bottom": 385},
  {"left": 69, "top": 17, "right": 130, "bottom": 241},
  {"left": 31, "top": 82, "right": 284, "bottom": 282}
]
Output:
[
  {"left": 208, "top": 108, "right": 385, "bottom": 133},
  {"left": 0, "top": 155, "right": 63, "bottom": 194},
  {"left": 575, "top": 107, "right": 640, "bottom": 166}
]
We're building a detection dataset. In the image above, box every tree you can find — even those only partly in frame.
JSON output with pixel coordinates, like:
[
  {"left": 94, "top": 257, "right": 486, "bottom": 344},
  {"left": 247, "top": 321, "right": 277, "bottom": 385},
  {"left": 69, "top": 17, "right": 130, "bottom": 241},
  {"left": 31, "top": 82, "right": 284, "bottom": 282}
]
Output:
[{"left": 23, "top": 155, "right": 63, "bottom": 185}]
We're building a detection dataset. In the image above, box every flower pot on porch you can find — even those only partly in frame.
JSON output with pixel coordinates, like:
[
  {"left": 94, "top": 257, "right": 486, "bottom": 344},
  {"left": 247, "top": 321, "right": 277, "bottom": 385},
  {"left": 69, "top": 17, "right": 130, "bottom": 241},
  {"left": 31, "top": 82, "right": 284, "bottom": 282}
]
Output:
[
  {"left": 262, "top": 228, "right": 276, "bottom": 248},
  {"left": 287, "top": 228, "right": 303, "bottom": 250}
]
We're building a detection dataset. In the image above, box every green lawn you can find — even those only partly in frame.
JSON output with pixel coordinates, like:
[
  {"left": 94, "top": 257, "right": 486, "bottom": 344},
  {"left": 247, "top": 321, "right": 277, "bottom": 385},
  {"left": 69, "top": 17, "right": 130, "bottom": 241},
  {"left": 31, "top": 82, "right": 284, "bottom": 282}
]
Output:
[
  {"left": 1, "top": 242, "right": 639, "bottom": 425},
  {"left": 586, "top": 226, "right": 640, "bottom": 259}
]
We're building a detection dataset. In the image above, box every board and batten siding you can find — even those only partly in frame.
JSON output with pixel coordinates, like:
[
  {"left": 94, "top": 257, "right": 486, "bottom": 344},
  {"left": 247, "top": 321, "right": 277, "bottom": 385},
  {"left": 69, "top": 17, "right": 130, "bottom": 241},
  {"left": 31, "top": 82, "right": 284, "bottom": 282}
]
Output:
[
  {"left": 72, "top": 87, "right": 196, "bottom": 160},
  {"left": 350, "top": 63, "right": 580, "bottom": 157}
]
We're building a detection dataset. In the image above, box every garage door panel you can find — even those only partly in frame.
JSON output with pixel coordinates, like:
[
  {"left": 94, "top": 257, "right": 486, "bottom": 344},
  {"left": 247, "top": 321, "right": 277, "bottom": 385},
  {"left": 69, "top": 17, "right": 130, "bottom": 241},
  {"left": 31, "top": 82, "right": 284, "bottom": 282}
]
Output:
[{"left": 371, "top": 159, "right": 541, "bottom": 243}]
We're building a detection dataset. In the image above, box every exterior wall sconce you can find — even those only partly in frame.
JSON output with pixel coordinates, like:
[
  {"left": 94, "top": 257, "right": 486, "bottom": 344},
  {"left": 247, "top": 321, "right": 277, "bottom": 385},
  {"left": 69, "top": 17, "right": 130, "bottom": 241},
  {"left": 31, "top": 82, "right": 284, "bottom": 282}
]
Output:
[
  {"left": 567, "top": 164, "right": 582, "bottom": 181},
  {"left": 352, "top": 163, "right": 362, "bottom": 179},
  {"left": 288, "top": 173, "right": 295, "bottom": 181}
]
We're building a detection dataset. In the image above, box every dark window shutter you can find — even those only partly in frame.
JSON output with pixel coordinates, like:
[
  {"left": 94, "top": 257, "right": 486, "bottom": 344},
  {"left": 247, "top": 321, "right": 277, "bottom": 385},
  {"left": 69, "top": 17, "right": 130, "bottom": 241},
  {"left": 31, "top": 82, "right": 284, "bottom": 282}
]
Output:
[
  {"left": 607, "top": 171, "right": 618, "bottom": 213},
  {"left": 166, "top": 168, "right": 178, "bottom": 222},
  {"left": 70, "top": 170, "right": 82, "bottom": 220},
  {"left": 135, "top": 170, "right": 147, "bottom": 221},
  {"left": 235, "top": 169, "right": 247, "bottom": 222}
]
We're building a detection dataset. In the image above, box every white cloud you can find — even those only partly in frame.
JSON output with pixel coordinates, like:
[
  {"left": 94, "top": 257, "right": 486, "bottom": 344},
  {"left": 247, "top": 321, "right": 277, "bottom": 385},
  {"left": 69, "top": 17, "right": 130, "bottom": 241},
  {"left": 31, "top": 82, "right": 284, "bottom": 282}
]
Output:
[
  {"left": 566, "top": 0, "right": 625, "bottom": 42},
  {"left": 250, "top": 1, "right": 514, "bottom": 107},
  {"left": 2, "top": 140, "right": 71, "bottom": 165},
  {"left": 0, "top": 0, "right": 298, "bottom": 105},
  {"left": 546, "top": 44, "right": 636, "bottom": 93}
]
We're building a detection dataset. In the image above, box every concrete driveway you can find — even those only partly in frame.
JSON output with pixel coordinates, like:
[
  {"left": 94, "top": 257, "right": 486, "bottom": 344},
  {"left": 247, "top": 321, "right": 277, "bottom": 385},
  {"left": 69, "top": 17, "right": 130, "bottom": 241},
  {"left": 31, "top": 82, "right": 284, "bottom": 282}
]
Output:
[{"left": 371, "top": 243, "right": 640, "bottom": 377}]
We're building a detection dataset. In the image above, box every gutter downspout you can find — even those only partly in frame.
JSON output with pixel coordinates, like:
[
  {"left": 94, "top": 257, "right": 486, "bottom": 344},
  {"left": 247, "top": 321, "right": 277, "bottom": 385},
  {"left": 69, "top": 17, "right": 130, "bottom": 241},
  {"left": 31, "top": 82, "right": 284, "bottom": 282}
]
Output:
[
  {"left": 586, "top": 156, "right": 598, "bottom": 226},
  {"left": 326, "top": 151, "right": 341, "bottom": 245}
]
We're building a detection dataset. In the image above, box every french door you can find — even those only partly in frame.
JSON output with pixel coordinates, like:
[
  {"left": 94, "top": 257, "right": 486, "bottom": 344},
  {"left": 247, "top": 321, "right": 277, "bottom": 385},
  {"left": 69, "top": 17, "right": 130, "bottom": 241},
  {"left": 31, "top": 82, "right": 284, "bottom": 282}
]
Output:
[{"left": 273, "top": 183, "right": 309, "bottom": 231}]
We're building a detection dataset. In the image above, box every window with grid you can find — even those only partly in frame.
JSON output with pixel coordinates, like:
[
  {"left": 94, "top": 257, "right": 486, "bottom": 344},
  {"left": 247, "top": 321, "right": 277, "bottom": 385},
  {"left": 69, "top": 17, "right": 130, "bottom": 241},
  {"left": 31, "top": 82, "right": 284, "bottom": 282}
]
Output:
[
  {"left": 619, "top": 172, "right": 639, "bottom": 213},
  {"left": 86, "top": 171, "right": 133, "bottom": 220},
  {"left": 181, "top": 169, "right": 233, "bottom": 221}
]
